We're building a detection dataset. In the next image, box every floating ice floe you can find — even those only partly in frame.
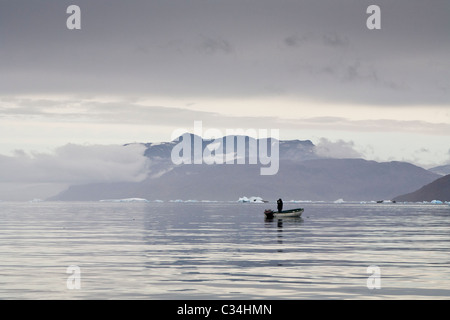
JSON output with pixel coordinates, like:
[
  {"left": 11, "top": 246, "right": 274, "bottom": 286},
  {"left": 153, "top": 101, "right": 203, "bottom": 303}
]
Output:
[
  {"left": 100, "top": 198, "right": 150, "bottom": 203},
  {"left": 334, "top": 198, "right": 345, "bottom": 204}
]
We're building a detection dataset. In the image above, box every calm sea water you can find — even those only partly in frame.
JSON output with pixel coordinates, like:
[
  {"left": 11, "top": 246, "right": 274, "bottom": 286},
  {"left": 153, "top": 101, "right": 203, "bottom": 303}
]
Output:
[{"left": 0, "top": 201, "right": 449, "bottom": 299}]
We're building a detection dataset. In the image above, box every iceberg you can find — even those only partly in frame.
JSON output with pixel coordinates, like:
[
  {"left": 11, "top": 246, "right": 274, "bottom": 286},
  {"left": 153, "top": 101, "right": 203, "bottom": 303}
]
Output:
[
  {"left": 238, "top": 196, "right": 250, "bottom": 203},
  {"left": 249, "top": 196, "right": 264, "bottom": 203},
  {"left": 237, "top": 196, "right": 266, "bottom": 203},
  {"left": 431, "top": 200, "right": 443, "bottom": 204},
  {"left": 334, "top": 198, "right": 345, "bottom": 204}
]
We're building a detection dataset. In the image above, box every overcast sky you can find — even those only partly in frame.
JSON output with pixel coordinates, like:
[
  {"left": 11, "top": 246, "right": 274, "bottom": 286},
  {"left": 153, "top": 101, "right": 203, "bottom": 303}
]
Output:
[{"left": 1, "top": 0, "right": 449, "bottom": 179}]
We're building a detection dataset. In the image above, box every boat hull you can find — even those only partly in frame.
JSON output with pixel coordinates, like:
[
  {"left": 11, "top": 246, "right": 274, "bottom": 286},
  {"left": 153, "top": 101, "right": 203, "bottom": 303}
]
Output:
[{"left": 264, "top": 208, "right": 304, "bottom": 218}]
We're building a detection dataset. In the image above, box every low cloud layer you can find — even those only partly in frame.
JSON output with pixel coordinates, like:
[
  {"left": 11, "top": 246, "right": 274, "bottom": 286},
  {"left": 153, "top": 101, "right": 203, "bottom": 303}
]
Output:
[
  {"left": 2, "top": 97, "right": 449, "bottom": 136},
  {"left": 0, "top": 144, "right": 149, "bottom": 184},
  {"left": 0, "top": 143, "right": 150, "bottom": 201},
  {"left": 315, "top": 138, "right": 363, "bottom": 159}
]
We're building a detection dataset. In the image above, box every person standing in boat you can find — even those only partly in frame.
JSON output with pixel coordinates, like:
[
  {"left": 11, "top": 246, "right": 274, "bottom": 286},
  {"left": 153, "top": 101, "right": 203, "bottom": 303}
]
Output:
[{"left": 277, "top": 198, "right": 283, "bottom": 213}]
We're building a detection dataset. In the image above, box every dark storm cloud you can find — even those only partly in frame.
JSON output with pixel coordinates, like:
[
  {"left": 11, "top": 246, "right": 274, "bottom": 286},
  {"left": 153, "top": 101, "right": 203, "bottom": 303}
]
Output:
[{"left": 0, "top": 0, "right": 449, "bottom": 105}]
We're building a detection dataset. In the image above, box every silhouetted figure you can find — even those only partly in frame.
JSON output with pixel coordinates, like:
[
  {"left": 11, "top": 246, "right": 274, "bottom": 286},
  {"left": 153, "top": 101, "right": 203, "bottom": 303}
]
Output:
[{"left": 277, "top": 198, "right": 283, "bottom": 213}]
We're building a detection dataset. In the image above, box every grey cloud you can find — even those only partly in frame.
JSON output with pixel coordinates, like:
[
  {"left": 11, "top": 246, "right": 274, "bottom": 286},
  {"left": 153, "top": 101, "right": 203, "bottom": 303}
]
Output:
[
  {"left": 2, "top": 96, "right": 450, "bottom": 136},
  {"left": 277, "top": 117, "right": 450, "bottom": 138},
  {"left": 0, "top": 0, "right": 448, "bottom": 106},
  {"left": 322, "top": 33, "right": 350, "bottom": 48},
  {"left": 284, "top": 32, "right": 349, "bottom": 48},
  {"left": 284, "top": 33, "right": 314, "bottom": 47},
  {"left": 0, "top": 144, "right": 150, "bottom": 184},
  {"left": 314, "top": 138, "right": 363, "bottom": 159},
  {"left": 0, "top": 143, "right": 150, "bottom": 201},
  {"left": 197, "top": 35, "right": 234, "bottom": 55}
]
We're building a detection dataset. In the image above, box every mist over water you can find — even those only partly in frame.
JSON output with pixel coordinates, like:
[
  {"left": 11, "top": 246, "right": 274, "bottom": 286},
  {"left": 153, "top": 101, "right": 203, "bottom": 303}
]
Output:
[{"left": 0, "top": 201, "right": 449, "bottom": 299}]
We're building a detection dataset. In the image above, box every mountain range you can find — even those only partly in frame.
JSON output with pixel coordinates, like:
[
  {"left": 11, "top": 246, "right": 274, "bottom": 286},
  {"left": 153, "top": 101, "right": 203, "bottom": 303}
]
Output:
[
  {"left": 393, "top": 174, "right": 450, "bottom": 202},
  {"left": 49, "top": 134, "right": 441, "bottom": 202},
  {"left": 428, "top": 165, "right": 450, "bottom": 176}
]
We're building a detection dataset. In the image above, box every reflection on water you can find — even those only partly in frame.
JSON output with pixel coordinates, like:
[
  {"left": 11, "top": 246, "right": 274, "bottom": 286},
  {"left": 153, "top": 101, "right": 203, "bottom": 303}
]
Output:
[
  {"left": 0, "top": 201, "right": 449, "bottom": 299},
  {"left": 264, "top": 217, "right": 304, "bottom": 246}
]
